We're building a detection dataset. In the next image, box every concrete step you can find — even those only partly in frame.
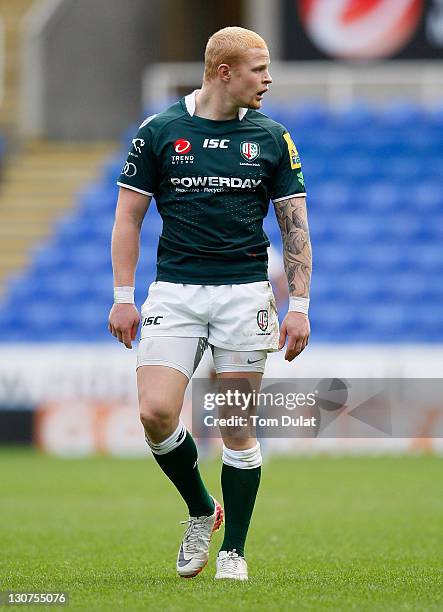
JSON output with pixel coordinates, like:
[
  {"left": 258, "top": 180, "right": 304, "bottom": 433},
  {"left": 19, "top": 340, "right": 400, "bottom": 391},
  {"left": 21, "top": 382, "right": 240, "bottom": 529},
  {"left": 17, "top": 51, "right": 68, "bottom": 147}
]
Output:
[
  {"left": 1, "top": 164, "right": 109, "bottom": 176},
  {"left": 0, "top": 221, "right": 59, "bottom": 236},
  {"left": 0, "top": 233, "right": 51, "bottom": 250},
  {"left": 0, "top": 202, "right": 71, "bottom": 215},
  {"left": 0, "top": 261, "right": 29, "bottom": 287},
  {"left": 0, "top": 139, "right": 116, "bottom": 293},
  {"left": 0, "top": 176, "right": 101, "bottom": 191},
  {"left": 0, "top": 253, "right": 28, "bottom": 267},
  {"left": 22, "top": 142, "right": 113, "bottom": 154},
  {"left": 0, "top": 211, "right": 58, "bottom": 226},
  {"left": 4, "top": 158, "right": 109, "bottom": 170}
]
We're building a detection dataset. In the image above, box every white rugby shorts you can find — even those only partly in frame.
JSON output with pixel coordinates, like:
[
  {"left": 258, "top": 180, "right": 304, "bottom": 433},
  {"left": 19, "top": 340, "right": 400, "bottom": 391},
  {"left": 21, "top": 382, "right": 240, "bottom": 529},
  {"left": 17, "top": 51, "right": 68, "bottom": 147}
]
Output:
[{"left": 138, "top": 281, "right": 279, "bottom": 351}]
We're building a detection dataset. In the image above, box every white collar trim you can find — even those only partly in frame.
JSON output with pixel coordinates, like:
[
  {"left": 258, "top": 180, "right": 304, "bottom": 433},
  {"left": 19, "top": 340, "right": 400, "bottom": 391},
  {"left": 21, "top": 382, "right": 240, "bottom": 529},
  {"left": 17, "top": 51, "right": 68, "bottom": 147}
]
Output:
[{"left": 184, "top": 90, "right": 248, "bottom": 121}]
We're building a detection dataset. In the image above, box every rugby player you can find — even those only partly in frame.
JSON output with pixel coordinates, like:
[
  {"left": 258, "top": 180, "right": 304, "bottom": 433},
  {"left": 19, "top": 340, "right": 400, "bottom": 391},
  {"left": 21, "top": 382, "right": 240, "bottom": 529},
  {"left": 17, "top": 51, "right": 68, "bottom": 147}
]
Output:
[{"left": 108, "top": 26, "right": 312, "bottom": 581}]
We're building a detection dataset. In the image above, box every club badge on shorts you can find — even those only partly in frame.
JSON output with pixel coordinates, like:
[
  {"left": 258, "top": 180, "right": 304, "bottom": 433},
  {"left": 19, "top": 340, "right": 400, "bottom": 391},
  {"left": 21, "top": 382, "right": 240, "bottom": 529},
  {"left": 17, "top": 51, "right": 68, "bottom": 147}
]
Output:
[{"left": 257, "top": 309, "right": 269, "bottom": 332}]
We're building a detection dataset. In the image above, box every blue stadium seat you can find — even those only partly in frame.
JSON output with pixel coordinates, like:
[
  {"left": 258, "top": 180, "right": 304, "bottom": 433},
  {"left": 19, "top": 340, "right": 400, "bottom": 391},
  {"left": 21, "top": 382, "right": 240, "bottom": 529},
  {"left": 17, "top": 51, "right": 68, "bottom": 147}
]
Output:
[
  {"left": 121, "top": 122, "right": 140, "bottom": 148},
  {"left": 77, "top": 184, "right": 117, "bottom": 213},
  {"left": 301, "top": 157, "right": 329, "bottom": 181},
  {"left": 278, "top": 101, "right": 332, "bottom": 131},
  {"left": 311, "top": 303, "right": 360, "bottom": 337},
  {"left": 1, "top": 101, "right": 442, "bottom": 343},
  {"left": 312, "top": 245, "right": 354, "bottom": 273},
  {"left": 379, "top": 100, "right": 425, "bottom": 128},
  {"left": 361, "top": 182, "right": 403, "bottom": 212},
  {"left": 0, "top": 134, "right": 5, "bottom": 161},
  {"left": 313, "top": 182, "right": 354, "bottom": 210},
  {"left": 102, "top": 154, "right": 125, "bottom": 185},
  {"left": 335, "top": 103, "right": 378, "bottom": 129},
  {"left": 388, "top": 158, "right": 421, "bottom": 180},
  {"left": 410, "top": 245, "right": 443, "bottom": 273},
  {"left": 339, "top": 156, "right": 374, "bottom": 180}
]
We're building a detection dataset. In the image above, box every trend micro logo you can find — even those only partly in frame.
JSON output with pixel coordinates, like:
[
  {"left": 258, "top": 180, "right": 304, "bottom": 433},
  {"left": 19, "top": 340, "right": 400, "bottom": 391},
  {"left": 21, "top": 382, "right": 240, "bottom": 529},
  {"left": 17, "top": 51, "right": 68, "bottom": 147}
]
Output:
[
  {"left": 299, "top": 0, "right": 423, "bottom": 59},
  {"left": 174, "top": 139, "right": 192, "bottom": 154}
]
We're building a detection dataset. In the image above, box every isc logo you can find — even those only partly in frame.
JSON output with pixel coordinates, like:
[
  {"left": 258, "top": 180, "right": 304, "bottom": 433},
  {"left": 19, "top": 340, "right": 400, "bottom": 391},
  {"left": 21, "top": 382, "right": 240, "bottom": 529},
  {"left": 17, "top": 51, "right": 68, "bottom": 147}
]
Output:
[
  {"left": 142, "top": 315, "right": 163, "bottom": 326},
  {"left": 203, "top": 138, "right": 230, "bottom": 149}
]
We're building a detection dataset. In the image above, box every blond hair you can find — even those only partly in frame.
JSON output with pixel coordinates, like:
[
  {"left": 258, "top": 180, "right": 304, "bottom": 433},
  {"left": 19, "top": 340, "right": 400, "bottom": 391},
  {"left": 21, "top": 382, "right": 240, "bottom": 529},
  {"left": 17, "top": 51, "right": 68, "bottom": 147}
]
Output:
[{"left": 203, "top": 27, "right": 268, "bottom": 82}]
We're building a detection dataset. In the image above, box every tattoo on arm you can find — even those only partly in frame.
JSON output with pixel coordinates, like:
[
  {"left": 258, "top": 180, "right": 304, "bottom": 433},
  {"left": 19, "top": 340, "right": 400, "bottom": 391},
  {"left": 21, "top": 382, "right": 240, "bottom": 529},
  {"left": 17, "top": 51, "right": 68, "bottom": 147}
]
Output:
[{"left": 273, "top": 196, "right": 312, "bottom": 297}]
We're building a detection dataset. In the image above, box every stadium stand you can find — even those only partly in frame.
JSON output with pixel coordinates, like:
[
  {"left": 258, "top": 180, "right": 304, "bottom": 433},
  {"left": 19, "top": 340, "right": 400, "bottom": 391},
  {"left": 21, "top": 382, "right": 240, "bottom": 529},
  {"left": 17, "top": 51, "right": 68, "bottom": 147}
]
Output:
[
  {"left": 0, "top": 133, "right": 5, "bottom": 175},
  {"left": 0, "top": 100, "right": 442, "bottom": 343},
  {"left": 0, "top": 0, "right": 35, "bottom": 134},
  {"left": 0, "top": 141, "right": 116, "bottom": 294}
]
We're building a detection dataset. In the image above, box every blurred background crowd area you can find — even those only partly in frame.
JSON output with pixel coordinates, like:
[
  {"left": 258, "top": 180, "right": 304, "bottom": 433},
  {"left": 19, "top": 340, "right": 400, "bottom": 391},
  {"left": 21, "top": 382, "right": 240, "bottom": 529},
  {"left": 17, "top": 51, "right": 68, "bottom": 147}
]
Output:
[{"left": 0, "top": 1, "right": 443, "bottom": 455}]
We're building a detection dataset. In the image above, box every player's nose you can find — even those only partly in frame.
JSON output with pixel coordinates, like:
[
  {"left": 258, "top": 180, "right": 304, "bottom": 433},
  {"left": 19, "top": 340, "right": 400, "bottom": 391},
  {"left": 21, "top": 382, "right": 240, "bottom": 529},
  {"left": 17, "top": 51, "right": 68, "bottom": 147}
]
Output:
[{"left": 264, "top": 70, "right": 272, "bottom": 85}]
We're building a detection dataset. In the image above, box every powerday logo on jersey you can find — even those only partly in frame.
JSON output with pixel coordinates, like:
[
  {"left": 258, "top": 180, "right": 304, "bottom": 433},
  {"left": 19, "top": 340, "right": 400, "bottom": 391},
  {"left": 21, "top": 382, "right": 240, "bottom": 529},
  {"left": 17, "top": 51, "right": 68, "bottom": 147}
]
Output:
[
  {"left": 241, "top": 141, "right": 260, "bottom": 162},
  {"left": 172, "top": 138, "right": 194, "bottom": 164},
  {"left": 283, "top": 132, "right": 301, "bottom": 170}
]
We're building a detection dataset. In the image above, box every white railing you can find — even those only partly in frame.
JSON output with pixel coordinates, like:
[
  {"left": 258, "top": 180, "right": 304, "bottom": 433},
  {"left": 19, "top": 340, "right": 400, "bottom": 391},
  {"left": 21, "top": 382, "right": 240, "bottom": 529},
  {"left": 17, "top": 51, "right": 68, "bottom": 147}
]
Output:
[{"left": 143, "top": 61, "right": 443, "bottom": 110}]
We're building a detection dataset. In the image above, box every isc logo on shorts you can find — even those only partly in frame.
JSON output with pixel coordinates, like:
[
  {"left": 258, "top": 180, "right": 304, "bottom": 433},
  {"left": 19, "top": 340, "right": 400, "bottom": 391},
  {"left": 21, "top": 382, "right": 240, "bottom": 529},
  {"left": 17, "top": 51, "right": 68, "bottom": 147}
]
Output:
[{"left": 143, "top": 315, "right": 163, "bottom": 326}]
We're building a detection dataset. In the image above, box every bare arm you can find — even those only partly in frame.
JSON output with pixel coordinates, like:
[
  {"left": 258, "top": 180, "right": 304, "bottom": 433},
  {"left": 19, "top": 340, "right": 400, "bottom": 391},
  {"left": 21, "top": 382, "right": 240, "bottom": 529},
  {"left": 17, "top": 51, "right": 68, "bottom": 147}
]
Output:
[
  {"left": 273, "top": 196, "right": 312, "bottom": 298},
  {"left": 273, "top": 196, "right": 312, "bottom": 361},
  {"left": 111, "top": 187, "right": 151, "bottom": 285},
  {"left": 108, "top": 187, "right": 151, "bottom": 348}
]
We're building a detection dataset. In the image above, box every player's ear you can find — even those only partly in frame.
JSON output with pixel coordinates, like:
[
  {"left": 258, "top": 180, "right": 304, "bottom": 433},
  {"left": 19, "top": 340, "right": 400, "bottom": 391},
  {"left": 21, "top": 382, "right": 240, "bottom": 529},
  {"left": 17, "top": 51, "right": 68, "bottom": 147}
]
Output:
[{"left": 218, "top": 64, "right": 231, "bottom": 82}]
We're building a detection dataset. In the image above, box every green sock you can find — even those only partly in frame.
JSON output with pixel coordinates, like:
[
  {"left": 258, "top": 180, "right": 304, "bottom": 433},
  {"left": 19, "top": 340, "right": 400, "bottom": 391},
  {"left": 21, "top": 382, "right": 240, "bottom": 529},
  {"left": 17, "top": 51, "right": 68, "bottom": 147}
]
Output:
[
  {"left": 153, "top": 431, "right": 214, "bottom": 517},
  {"left": 220, "top": 464, "right": 261, "bottom": 557}
]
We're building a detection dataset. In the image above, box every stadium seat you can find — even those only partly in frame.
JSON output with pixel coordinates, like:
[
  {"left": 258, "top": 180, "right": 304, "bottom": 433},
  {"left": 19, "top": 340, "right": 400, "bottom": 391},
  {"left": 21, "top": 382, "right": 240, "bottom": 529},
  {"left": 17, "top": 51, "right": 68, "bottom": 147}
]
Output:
[
  {"left": 1, "top": 101, "right": 442, "bottom": 343},
  {"left": 102, "top": 155, "right": 126, "bottom": 185},
  {"left": 410, "top": 184, "right": 443, "bottom": 214},
  {"left": 335, "top": 102, "right": 378, "bottom": 129},
  {"left": 378, "top": 100, "right": 425, "bottom": 128},
  {"left": 0, "top": 134, "right": 6, "bottom": 167}
]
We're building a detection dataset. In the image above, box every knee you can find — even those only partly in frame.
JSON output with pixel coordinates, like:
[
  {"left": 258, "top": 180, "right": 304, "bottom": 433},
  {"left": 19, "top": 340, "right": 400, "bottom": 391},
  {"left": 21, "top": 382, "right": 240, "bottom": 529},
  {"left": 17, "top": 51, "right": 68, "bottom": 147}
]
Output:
[{"left": 139, "top": 393, "right": 174, "bottom": 435}]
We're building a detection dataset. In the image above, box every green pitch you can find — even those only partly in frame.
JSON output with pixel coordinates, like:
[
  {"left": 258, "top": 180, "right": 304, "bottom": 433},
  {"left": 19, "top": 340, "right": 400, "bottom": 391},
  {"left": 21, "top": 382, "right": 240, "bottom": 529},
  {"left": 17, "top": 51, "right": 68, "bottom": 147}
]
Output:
[{"left": 1, "top": 448, "right": 442, "bottom": 611}]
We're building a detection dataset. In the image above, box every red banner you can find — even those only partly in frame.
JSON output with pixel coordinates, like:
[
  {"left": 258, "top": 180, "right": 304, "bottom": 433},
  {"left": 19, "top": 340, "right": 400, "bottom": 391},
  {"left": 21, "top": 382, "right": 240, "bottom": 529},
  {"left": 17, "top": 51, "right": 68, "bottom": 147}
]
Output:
[{"left": 284, "top": 0, "right": 443, "bottom": 60}]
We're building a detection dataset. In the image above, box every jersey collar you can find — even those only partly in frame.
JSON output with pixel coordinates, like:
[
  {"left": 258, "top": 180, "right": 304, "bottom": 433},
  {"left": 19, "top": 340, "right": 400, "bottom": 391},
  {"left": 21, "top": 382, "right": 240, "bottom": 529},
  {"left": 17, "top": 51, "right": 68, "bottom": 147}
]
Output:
[{"left": 184, "top": 90, "right": 248, "bottom": 121}]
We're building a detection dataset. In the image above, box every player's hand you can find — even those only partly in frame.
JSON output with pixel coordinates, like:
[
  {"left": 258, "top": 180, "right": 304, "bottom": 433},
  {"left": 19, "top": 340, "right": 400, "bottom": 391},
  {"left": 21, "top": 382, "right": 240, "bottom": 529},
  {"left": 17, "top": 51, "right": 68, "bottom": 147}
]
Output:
[
  {"left": 108, "top": 303, "right": 140, "bottom": 349},
  {"left": 278, "top": 311, "right": 310, "bottom": 361}
]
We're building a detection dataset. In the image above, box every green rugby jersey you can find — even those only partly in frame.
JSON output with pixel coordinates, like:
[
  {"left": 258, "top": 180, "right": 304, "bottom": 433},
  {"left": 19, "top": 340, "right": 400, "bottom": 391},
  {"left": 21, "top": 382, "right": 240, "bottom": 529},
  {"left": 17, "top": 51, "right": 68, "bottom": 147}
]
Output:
[{"left": 117, "top": 90, "right": 306, "bottom": 285}]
